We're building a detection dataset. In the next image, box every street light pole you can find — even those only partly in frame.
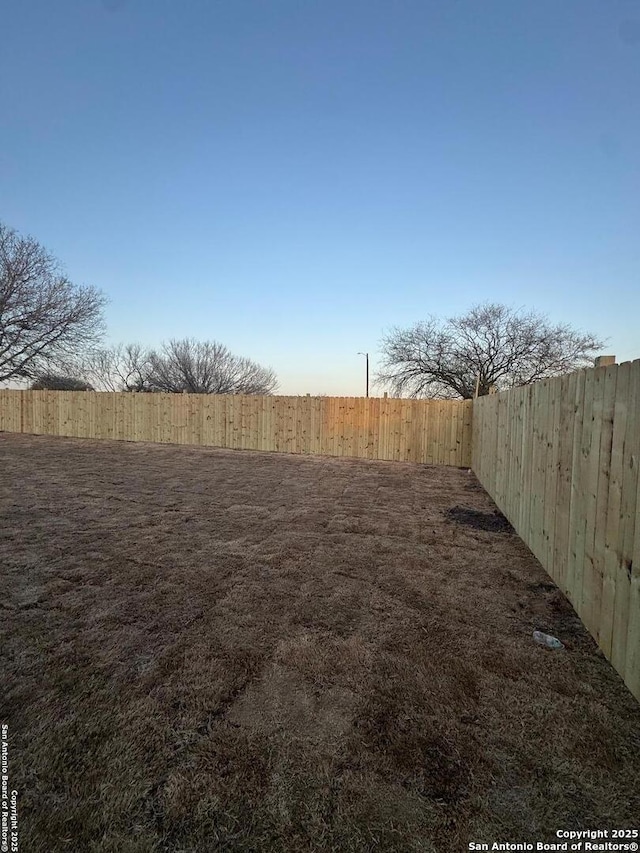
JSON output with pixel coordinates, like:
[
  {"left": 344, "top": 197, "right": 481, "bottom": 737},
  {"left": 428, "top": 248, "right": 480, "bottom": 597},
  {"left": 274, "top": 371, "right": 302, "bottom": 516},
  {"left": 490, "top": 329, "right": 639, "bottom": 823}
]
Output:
[{"left": 357, "top": 352, "right": 369, "bottom": 397}]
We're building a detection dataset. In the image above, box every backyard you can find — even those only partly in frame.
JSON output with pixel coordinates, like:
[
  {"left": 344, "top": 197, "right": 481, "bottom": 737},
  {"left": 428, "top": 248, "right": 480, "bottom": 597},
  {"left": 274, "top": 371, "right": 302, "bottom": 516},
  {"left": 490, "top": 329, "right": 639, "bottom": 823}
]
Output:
[{"left": 1, "top": 433, "right": 639, "bottom": 852}]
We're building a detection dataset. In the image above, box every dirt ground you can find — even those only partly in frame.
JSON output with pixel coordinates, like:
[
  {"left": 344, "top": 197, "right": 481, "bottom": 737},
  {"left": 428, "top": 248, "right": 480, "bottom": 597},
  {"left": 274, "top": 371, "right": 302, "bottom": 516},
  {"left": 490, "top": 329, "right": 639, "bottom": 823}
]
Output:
[{"left": 1, "top": 434, "right": 639, "bottom": 853}]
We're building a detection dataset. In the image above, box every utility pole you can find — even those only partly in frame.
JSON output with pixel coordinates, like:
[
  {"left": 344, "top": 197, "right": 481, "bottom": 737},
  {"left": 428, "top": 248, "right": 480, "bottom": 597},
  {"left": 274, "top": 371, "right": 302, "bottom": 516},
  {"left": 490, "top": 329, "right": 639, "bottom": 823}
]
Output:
[{"left": 357, "top": 352, "right": 369, "bottom": 397}]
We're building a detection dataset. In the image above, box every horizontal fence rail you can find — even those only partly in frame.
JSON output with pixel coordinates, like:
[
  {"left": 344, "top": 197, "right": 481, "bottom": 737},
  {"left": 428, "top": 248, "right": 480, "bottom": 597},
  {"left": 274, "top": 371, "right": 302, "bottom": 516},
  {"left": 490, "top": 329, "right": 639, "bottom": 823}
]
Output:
[
  {"left": 0, "top": 390, "right": 473, "bottom": 467},
  {"left": 472, "top": 360, "right": 640, "bottom": 702}
]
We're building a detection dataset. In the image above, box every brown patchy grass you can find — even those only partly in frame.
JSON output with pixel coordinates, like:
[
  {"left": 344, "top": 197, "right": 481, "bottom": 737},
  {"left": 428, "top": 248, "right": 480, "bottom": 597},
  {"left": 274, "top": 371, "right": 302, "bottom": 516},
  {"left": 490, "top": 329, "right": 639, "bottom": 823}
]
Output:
[{"left": 1, "top": 433, "right": 639, "bottom": 853}]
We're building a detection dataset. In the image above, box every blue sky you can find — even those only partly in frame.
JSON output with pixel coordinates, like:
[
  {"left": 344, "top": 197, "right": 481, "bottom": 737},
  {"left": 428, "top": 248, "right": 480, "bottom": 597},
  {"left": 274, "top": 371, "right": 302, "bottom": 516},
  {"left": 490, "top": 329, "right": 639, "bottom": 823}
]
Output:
[{"left": 2, "top": 0, "right": 639, "bottom": 394}]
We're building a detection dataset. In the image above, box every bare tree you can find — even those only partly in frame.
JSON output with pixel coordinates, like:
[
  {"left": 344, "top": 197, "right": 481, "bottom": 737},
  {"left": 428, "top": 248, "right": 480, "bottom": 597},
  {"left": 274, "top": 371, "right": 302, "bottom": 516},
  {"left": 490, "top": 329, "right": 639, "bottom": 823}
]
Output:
[
  {"left": 77, "top": 343, "right": 154, "bottom": 392},
  {"left": 377, "top": 303, "right": 604, "bottom": 399},
  {"left": 147, "top": 338, "right": 278, "bottom": 395},
  {"left": 31, "top": 373, "right": 94, "bottom": 391},
  {"left": 0, "top": 222, "right": 106, "bottom": 383}
]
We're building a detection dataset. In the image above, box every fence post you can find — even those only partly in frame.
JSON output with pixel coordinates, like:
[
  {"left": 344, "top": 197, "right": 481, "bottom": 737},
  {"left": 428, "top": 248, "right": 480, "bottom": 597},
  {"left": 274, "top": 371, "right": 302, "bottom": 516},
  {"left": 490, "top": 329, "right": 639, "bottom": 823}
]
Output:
[{"left": 595, "top": 355, "right": 616, "bottom": 368}]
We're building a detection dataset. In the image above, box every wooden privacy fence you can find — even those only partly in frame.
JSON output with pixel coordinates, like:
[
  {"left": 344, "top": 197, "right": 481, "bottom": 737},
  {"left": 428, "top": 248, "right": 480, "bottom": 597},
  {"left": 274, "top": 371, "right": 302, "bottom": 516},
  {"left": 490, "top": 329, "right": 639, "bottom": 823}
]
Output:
[
  {"left": 472, "top": 360, "right": 640, "bottom": 701},
  {"left": 0, "top": 390, "right": 473, "bottom": 467}
]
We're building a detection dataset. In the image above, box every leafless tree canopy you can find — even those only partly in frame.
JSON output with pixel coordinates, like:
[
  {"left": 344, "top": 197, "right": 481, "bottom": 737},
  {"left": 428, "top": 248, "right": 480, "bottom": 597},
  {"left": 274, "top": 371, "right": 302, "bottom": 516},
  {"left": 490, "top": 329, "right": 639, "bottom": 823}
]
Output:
[
  {"left": 0, "top": 222, "right": 106, "bottom": 383},
  {"left": 30, "top": 373, "right": 94, "bottom": 391},
  {"left": 78, "top": 338, "right": 278, "bottom": 395},
  {"left": 77, "top": 343, "right": 154, "bottom": 392},
  {"left": 147, "top": 339, "right": 278, "bottom": 395},
  {"left": 377, "top": 303, "right": 605, "bottom": 399}
]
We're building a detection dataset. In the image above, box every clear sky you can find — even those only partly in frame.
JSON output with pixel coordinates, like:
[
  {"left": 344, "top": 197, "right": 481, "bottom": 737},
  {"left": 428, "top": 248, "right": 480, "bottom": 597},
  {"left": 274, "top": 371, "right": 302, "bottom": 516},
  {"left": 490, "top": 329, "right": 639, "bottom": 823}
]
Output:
[{"left": 2, "top": 0, "right": 639, "bottom": 394}]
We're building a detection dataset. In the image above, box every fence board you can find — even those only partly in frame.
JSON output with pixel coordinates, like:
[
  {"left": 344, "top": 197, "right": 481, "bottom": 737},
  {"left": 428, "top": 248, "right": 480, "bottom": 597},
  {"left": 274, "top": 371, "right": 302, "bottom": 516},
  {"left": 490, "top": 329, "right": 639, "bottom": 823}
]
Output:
[
  {"left": 583, "top": 366, "right": 616, "bottom": 635},
  {"left": 543, "top": 381, "right": 561, "bottom": 574},
  {"left": 626, "top": 466, "right": 640, "bottom": 698},
  {"left": 573, "top": 368, "right": 596, "bottom": 619},
  {"left": 553, "top": 372, "right": 576, "bottom": 593},
  {"left": 566, "top": 371, "right": 587, "bottom": 601},
  {"left": 611, "top": 361, "right": 640, "bottom": 675}
]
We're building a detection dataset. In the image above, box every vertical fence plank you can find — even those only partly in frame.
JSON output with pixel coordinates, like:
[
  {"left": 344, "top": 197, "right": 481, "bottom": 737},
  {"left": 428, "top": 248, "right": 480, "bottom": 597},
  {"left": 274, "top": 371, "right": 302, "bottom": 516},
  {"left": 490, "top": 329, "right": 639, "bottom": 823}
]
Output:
[
  {"left": 611, "top": 361, "right": 640, "bottom": 675},
  {"left": 190, "top": 394, "right": 203, "bottom": 447},
  {"left": 430, "top": 401, "right": 441, "bottom": 466},
  {"left": 507, "top": 388, "right": 522, "bottom": 524},
  {"left": 393, "top": 397, "right": 403, "bottom": 462},
  {"left": 257, "top": 395, "right": 266, "bottom": 452},
  {"left": 566, "top": 370, "right": 587, "bottom": 600},
  {"left": 552, "top": 372, "right": 576, "bottom": 592},
  {"left": 462, "top": 400, "right": 473, "bottom": 468},
  {"left": 315, "top": 397, "right": 323, "bottom": 455},
  {"left": 625, "top": 427, "right": 640, "bottom": 698},
  {"left": 272, "top": 396, "right": 280, "bottom": 451},
  {"left": 305, "top": 397, "right": 313, "bottom": 455},
  {"left": 320, "top": 397, "right": 330, "bottom": 456},
  {"left": 296, "top": 396, "right": 303, "bottom": 454},
  {"left": 399, "top": 399, "right": 409, "bottom": 462},
  {"left": 600, "top": 362, "right": 632, "bottom": 658},
  {"left": 0, "top": 391, "right": 17, "bottom": 431},
  {"left": 582, "top": 365, "right": 614, "bottom": 635},
  {"left": 572, "top": 368, "right": 596, "bottom": 616},
  {"left": 529, "top": 380, "right": 547, "bottom": 564},
  {"left": 422, "top": 401, "right": 433, "bottom": 465},
  {"left": 363, "top": 397, "right": 372, "bottom": 459},
  {"left": 590, "top": 364, "right": 617, "bottom": 645},
  {"left": 543, "top": 380, "right": 561, "bottom": 575},
  {"left": 346, "top": 397, "right": 355, "bottom": 458},
  {"left": 379, "top": 397, "right": 389, "bottom": 460}
]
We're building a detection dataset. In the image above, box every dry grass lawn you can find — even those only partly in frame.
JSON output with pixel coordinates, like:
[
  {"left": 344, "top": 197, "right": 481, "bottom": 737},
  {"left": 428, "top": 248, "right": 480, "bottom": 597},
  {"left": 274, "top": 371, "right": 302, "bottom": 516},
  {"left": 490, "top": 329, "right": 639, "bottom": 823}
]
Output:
[{"left": 1, "top": 433, "right": 639, "bottom": 852}]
